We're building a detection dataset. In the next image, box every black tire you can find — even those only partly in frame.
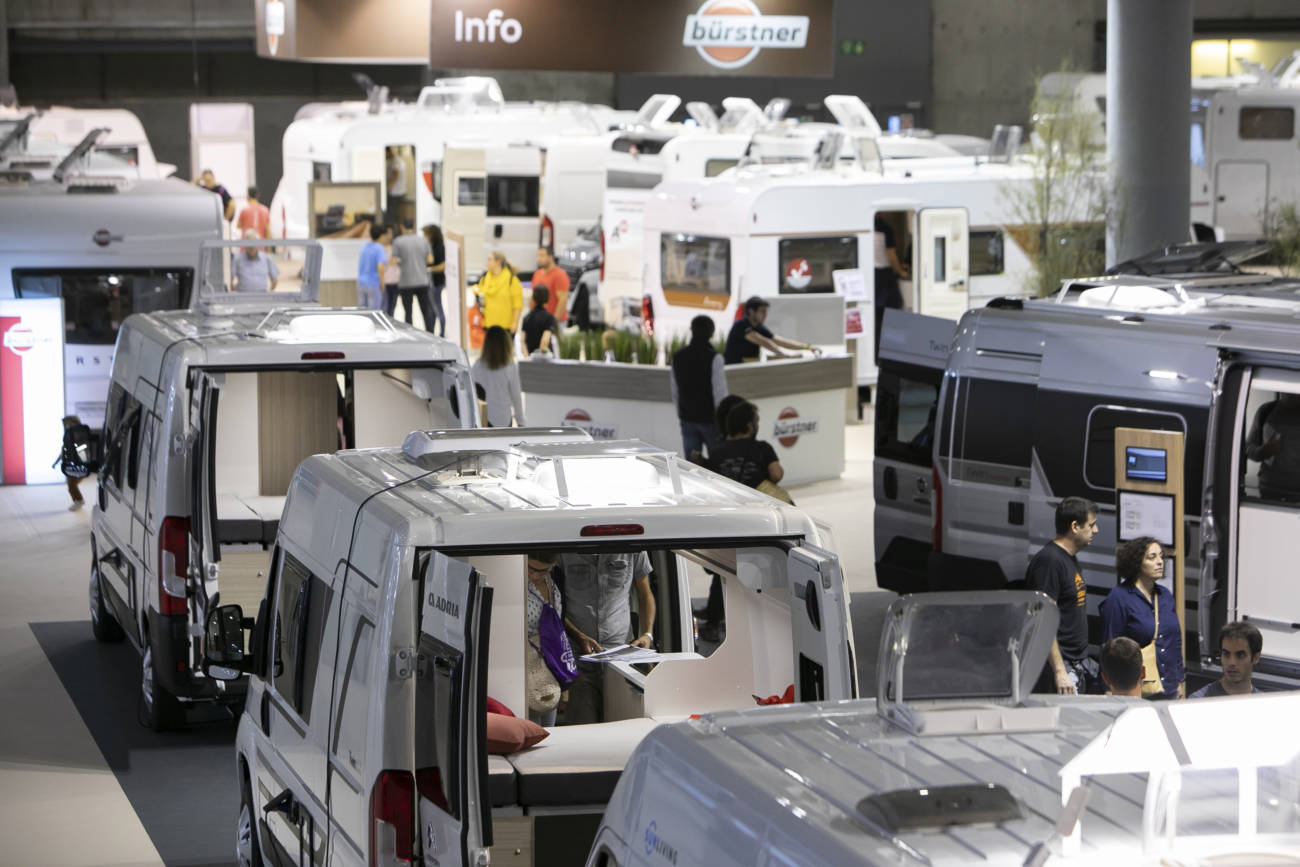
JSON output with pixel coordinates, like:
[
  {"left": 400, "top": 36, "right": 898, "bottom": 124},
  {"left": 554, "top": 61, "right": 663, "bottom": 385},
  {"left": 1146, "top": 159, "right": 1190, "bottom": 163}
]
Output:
[
  {"left": 138, "top": 641, "right": 184, "bottom": 731},
  {"left": 89, "top": 563, "right": 126, "bottom": 643},
  {"left": 236, "top": 767, "right": 262, "bottom": 867}
]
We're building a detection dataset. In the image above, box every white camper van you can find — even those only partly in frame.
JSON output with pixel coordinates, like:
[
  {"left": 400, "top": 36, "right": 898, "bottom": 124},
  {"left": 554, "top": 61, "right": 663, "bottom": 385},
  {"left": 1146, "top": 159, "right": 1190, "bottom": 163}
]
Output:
[
  {"left": 589, "top": 591, "right": 1300, "bottom": 866},
  {"left": 0, "top": 104, "right": 173, "bottom": 179},
  {"left": 0, "top": 142, "right": 222, "bottom": 427},
  {"left": 201, "top": 426, "right": 854, "bottom": 866},
  {"left": 88, "top": 240, "right": 475, "bottom": 730}
]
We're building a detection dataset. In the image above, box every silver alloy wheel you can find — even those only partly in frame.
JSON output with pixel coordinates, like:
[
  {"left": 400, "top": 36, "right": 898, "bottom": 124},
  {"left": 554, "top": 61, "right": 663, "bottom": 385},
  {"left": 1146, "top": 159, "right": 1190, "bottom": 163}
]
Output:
[
  {"left": 236, "top": 800, "right": 254, "bottom": 867},
  {"left": 141, "top": 645, "right": 155, "bottom": 717},
  {"left": 89, "top": 567, "right": 101, "bottom": 627}
]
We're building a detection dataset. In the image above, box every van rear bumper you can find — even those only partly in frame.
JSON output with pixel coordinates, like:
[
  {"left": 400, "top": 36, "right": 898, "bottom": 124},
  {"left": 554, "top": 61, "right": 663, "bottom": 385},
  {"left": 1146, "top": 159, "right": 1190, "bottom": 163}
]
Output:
[{"left": 148, "top": 610, "right": 247, "bottom": 702}]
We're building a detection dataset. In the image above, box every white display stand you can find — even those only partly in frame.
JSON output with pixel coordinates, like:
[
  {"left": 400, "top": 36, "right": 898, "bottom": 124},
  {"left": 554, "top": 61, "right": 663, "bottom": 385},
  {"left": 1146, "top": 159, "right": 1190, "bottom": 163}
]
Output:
[
  {"left": 519, "top": 355, "right": 851, "bottom": 486},
  {"left": 0, "top": 299, "right": 67, "bottom": 485}
]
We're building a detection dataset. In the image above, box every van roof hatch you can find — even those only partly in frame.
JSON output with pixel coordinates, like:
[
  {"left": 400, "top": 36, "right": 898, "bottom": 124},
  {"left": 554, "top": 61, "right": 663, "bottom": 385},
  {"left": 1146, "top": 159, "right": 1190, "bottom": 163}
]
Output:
[{"left": 876, "top": 590, "right": 1059, "bottom": 735}]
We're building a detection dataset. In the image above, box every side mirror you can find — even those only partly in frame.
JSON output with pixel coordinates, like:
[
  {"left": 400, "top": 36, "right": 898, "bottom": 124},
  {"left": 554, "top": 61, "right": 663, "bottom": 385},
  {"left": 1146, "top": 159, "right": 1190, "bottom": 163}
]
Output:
[{"left": 204, "top": 604, "right": 251, "bottom": 680}]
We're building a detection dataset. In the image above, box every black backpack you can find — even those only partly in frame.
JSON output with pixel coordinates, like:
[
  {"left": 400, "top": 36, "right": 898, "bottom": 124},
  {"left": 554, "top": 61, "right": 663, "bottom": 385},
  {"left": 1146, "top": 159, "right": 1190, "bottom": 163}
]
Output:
[{"left": 55, "top": 423, "right": 97, "bottom": 479}]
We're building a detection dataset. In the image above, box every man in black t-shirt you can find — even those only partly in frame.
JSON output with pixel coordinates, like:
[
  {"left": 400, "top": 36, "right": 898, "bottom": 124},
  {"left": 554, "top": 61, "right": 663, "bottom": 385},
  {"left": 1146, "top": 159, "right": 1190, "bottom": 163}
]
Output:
[
  {"left": 723, "top": 296, "right": 821, "bottom": 364},
  {"left": 708, "top": 400, "right": 784, "bottom": 489},
  {"left": 521, "top": 286, "right": 558, "bottom": 355},
  {"left": 1025, "top": 496, "right": 1099, "bottom": 695}
]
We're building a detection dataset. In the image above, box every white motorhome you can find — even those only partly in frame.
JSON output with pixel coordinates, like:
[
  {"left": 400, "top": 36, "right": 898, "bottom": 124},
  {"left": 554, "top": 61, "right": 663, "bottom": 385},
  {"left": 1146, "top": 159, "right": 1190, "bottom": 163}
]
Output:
[
  {"left": 200, "top": 426, "right": 854, "bottom": 866},
  {"left": 88, "top": 239, "right": 476, "bottom": 730},
  {"left": 0, "top": 143, "right": 223, "bottom": 428},
  {"left": 643, "top": 144, "right": 1044, "bottom": 385},
  {"left": 589, "top": 592, "right": 1300, "bottom": 867},
  {"left": 0, "top": 104, "right": 173, "bottom": 178},
  {"left": 874, "top": 269, "right": 1300, "bottom": 689}
]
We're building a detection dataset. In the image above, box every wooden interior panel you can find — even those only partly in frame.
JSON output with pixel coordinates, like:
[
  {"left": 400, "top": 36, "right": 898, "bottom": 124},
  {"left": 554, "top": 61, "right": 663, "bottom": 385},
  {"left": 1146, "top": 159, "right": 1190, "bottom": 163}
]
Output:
[{"left": 258, "top": 371, "right": 338, "bottom": 495}]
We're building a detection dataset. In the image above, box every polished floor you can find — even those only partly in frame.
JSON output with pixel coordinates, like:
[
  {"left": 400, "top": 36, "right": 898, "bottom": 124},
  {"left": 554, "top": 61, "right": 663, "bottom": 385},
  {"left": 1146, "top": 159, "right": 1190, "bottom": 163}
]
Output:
[{"left": 0, "top": 422, "right": 876, "bottom": 866}]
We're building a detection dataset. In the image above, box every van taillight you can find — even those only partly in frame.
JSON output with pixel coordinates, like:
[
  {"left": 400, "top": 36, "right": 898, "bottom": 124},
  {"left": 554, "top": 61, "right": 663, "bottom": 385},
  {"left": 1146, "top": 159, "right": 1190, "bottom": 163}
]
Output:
[
  {"left": 159, "top": 516, "right": 190, "bottom": 616},
  {"left": 931, "top": 466, "right": 943, "bottom": 552},
  {"left": 641, "top": 294, "right": 655, "bottom": 336},
  {"left": 540, "top": 214, "right": 554, "bottom": 250},
  {"left": 371, "top": 770, "right": 415, "bottom": 867},
  {"left": 302, "top": 351, "right": 345, "bottom": 360},
  {"left": 581, "top": 523, "right": 645, "bottom": 537}
]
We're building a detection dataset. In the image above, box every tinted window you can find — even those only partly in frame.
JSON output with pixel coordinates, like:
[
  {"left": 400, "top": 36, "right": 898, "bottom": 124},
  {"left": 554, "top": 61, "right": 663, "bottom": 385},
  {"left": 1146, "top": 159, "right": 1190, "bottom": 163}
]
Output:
[
  {"left": 457, "top": 175, "right": 485, "bottom": 207},
  {"left": 96, "top": 145, "right": 139, "bottom": 167},
  {"left": 1240, "top": 106, "right": 1294, "bottom": 140},
  {"left": 956, "top": 378, "right": 1035, "bottom": 468},
  {"left": 1084, "top": 406, "right": 1185, "bottom": 491},
  {"left": 272, "top": 552, "right": 332, "bottom": 722},
  {"left": 777, "top": 235, "right": 857, "bottom": 295},
  {"left": 704, "top": 158, "right": 737, "bottom": 177},
  {"left": 486, "top": 175, "right": 538, "bottom": 218},
  {"left": 416, "top": 633, "right": 463, "bottom": 819},
  {"left": 876, "top": 367, "right": 941, "bottom": 466},
  {"left": 970, "top": 230, "right": 1005, "bottom": 276},
  {"left": 312, "top": 161, "right": 332, "bottom": 182},
  {"left": 611, "top": 136, "right": 667, "bottom": 155},
  {"left": 1240, "top": 386, "right": 1300, "bottom": 504},
  {"left": 14, "top": 268, "right": 192, "bottom": 345},
  {"left": 660, "top": 234, "right": 729, "bottom": 300}
]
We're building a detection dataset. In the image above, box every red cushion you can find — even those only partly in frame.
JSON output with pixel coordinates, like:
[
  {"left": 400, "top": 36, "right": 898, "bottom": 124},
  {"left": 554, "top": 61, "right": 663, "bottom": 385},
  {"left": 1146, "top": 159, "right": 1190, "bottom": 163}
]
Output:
[
  {"left": 486, "top": 696, "right": 515, "bottom": 718},
  {"left": 486, "top": 713, "right": 549, "bottom": 755}
]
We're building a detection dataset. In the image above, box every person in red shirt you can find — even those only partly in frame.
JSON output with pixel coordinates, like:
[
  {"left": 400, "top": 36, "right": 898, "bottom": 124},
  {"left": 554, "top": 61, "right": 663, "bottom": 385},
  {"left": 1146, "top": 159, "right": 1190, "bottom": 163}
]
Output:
[
  {"left": 236, "top": 185, "right": 271, "bottom": 238},
  {"left": 531, "top": 246, "right": 570, "bottom": 323}
]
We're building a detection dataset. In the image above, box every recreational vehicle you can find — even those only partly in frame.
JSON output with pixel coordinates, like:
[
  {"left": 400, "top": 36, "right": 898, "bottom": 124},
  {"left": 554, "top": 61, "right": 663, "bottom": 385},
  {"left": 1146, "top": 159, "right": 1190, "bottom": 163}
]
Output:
[
  {"left": 200, "top": 425, "right": 854, "bottom": 866},
  {"left": 0, "top": 142, "right": 222, "bottom": 433},
  {"left": 589, "top": 592, "right": 1300, "bottom": 866},
  {"left": 874, "top": 272, "right": 1300, "bottom": 688},
  {"left": 0, "top": 104, "right": 172, "bottom": 178},
  {"left": 88, "top": 240, "right": 475, "bottom": 730}
]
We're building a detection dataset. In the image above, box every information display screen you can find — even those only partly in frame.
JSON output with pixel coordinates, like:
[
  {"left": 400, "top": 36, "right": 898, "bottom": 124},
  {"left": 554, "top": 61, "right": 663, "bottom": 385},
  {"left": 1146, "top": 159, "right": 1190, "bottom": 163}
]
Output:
[{"left": 1125, "top": 446, "right": 1168, "bottom": 482}]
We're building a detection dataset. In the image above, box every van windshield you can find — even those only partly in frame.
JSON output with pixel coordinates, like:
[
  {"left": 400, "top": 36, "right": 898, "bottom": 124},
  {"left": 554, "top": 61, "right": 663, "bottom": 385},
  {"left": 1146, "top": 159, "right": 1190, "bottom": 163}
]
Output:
[{"left": 14, "top": 267, "right": 192, "bottom": 345}]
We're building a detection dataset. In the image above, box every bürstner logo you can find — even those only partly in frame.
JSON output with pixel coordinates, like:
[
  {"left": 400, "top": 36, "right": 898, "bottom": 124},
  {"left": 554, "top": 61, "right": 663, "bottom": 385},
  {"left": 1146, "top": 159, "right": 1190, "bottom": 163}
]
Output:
[
  {"left": 3, "top": 324, "right": 37, "bottom": 355},
  {"left": 773, "top": 406, "right": 818, "bottom": 448},
  {"left": 564, "top": 409, "right": 617, "bottom": 440},
  {"left": 683, "top": 0, "right": 810, "bottom": 70}
]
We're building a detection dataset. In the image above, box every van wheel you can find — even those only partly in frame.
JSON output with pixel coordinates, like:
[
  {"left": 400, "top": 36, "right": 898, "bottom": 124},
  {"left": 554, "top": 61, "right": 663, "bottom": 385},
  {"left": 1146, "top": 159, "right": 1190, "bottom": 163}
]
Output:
[
  {"left": 138, "top": 643, "right": 183, "bottom": 731},
  {"left": 237, "top": 770, "right": 262, "bottom": 867},
  {"left": 89, "top": 564, "right": 125, "bottom": 643}
]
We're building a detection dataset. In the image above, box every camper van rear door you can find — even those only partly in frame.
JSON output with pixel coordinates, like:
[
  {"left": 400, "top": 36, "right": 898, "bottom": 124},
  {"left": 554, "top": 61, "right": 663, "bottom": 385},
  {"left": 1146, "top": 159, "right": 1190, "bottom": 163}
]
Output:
[
  {"left": 415, "top": 555, "right": 491, "bottom": 863},
  {"left": 787, "top": 545, "right": 854, "bottom": 701},
  {"left": 915, "top": 207, "right": 969, "bottom": 322},
  {"left": 187, "top": 372, "right": 223, "bottom": 605}
]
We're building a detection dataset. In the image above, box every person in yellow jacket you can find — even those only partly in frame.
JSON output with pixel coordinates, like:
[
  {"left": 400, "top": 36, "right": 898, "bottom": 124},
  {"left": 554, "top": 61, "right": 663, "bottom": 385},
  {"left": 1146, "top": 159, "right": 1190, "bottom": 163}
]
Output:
[{"left": 476, "top": 251, "right": 524, "bottom": 334}]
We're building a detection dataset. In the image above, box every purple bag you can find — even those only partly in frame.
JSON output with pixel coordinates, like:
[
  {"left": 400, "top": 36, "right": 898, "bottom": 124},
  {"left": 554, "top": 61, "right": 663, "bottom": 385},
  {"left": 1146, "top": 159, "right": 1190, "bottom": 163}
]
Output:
[{"left": 531, "top": 601, "right": 578, "bottom": 687}]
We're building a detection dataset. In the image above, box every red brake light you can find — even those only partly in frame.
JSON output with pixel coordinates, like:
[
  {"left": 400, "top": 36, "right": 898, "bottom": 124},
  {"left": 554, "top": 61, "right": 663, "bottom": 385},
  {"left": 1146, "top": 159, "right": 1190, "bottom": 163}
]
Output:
[
  {"left": 641, "top": 294, "right": 655, "bottom": 336},
  {"left": 580, "top": 524, "right": 645, "bottom": 537},
  {"left": 371, "top": 770, "right": 415, "bottom": 867},
  {"left": 540, "top": 214, "right": 554, "bottom": 249},
  {"left": 159, "top": 516, "right": 190, "bottom": 616},
  {"left": 931, "top": 466, "right": 943, "bottom": 552},
  {"left": 301, "top": 351, "right": 346, "bottom": 360}
]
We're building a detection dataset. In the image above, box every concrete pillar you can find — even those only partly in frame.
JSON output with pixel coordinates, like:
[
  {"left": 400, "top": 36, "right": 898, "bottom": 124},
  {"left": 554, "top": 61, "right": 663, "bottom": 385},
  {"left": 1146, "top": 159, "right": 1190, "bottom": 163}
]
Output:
[
  {"left": 1106, "top": 0, "right": 1192, "bottom": 265},
  {"left": 0, "top": 0, "right": 9, "bottom": 89}
]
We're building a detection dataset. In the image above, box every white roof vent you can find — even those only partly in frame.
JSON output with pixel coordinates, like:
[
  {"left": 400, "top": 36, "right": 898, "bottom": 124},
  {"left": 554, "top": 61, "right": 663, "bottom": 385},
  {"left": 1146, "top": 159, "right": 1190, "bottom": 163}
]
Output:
[{"left": 403, "top": 427, "right": 592, "bottom": 462}]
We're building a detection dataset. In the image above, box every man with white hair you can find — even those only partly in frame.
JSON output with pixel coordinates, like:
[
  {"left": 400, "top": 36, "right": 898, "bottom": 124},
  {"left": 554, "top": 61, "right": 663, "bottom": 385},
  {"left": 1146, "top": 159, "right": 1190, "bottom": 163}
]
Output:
[{"left": 232, "top": 229, "right": 279, "bottom": 292}]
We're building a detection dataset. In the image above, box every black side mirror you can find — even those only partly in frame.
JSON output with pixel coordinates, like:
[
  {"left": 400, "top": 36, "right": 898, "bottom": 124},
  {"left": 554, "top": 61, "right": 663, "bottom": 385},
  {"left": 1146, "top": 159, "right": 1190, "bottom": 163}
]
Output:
[{"left": 203, "top": 604, "right": 251, "bottom": 680}]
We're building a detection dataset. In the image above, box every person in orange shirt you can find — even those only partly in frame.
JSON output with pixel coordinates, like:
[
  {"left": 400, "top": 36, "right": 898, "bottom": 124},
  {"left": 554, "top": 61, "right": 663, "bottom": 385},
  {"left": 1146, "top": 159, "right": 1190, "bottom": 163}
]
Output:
[
  {"left": 236, "top": 186, "right": 271, "bottom": 239},
  {"left": 531, "top": 246, "right": 570, "bottom": 323}
]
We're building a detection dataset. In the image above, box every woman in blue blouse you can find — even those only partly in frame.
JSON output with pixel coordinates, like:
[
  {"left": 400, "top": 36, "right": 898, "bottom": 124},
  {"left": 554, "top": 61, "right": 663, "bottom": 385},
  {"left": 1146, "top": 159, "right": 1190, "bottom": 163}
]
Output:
[{"left": 1100, "top": 536, "right": 1185, "bottom": 699}]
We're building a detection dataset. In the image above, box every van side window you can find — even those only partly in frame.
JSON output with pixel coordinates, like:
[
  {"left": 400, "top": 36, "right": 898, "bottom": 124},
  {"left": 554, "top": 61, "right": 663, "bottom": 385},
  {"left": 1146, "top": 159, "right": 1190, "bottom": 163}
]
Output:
[
  {"left": 486, "top": 175, "right": 538, "bottom": 218},
  {"left": 272, "top": 552, "right": 333, "bottom": 722},
  {"left": 1083, "top": 407, "right": 1185, "bottom": 491},
  {"left": 876, "top": 367, "right": 940, "bottom": 466},
  {"left": 954, "top": 378, "right": 1034, "bottom": 468},
  {"left": 777, "top": 235, "right": 857, "bottom": 295},
  {"left": 1240, "top": 106, "right": 1294, "bottom": 140},
  {"left": 125, "top": 407, "right": 147, "bottom": 491},
  {"left": 1240, "top": 385, "right": 1300, "bottom": 504},
  {"left": 661, "top": 234, "right": 729, "bottom": 301},
  {"left": 415, "top": 634, "right": 463, "bottom": 820},
  {"left": 101, "top": 386, "right": 141, "bottom": 491},
  {"left": 969, "top": 230, "right": 1005, "bottom": 276}
]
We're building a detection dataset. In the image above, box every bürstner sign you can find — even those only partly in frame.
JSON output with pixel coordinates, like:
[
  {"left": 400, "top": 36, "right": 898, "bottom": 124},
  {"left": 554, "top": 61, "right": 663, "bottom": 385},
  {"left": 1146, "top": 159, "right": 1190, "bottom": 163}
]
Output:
[{"left": 430, "top": 0, "right": 833, "bottom": 76}]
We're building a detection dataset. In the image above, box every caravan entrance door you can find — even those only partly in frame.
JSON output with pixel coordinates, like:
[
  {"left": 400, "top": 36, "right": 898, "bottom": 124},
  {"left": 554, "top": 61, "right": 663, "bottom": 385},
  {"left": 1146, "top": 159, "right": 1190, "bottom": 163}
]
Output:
[
  {"left": 1214, "top": 161, "right": 1268, "bottom": 239},
  {"left": 914, "top": 207, "right": 969, "bottom": 321},
  {"left": 413, "top": 554, "right": 492, "bottom": 866},
  {"left": 443, "top": 147, "right": 488, "bottom": 279}
]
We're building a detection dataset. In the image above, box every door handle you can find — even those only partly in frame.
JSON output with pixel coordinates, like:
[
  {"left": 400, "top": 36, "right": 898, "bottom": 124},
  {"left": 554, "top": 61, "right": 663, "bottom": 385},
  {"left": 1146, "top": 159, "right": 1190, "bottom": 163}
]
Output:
[
  {"left": 1217, "top": 195, "right": 1226, "bottom": 202},
  {"left": 882, "top": 466, "right": 898, "bottom": 500},
  {"left": 803, "top": 580, "right": 822, "bottom": 632},
  {"left": 493, "top": 224, "right": 503, "bottom": 239},
  {"left": 264, "top": 788, "right": 301, "bottom": 824}
]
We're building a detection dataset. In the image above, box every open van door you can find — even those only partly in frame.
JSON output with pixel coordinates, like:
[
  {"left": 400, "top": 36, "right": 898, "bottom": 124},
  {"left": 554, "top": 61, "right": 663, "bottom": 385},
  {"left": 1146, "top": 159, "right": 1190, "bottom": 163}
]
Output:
[
  {"left": 874, "top": 310, "right": 954, "bottom": 594},
  {"left": 188, "top": 371, "right": 223, "bottom": 617},
  {"left": 443, "top": 146, "right": 487, "bottom": 278},
  {"left": 914, "top": 207, "right": 969, "bottom": 321},
  {"left": 787, "top": 545, "right": 854, "bottom": 701},
  {"left": 413, "top": 554, "right": 492, "bottom": 865}
]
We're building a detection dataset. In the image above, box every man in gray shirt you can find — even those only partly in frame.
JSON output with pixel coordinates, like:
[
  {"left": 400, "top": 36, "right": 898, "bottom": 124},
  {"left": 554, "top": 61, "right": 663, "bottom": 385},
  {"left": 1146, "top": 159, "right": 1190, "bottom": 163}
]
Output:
[
  {"left": 560, "top": 551, "right": 655, "bottom": 724},
  {"left": 231, "top": 235, "right": 279, "bottom": 292},
  {"left": 389, "top": 222, "right": 435, "bottom": 327}
]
